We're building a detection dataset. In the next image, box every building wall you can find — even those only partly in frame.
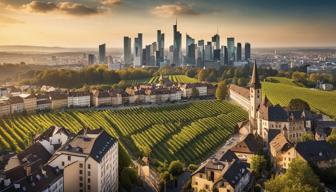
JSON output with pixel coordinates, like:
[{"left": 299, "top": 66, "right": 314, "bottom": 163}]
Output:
[
  {"left": 37, "top": 103, "right": 51, "bottom": 111},
  {"left": 111, "top": 96, "right": 122, "bottom": 106},
  {"left": 64, "top": 161, "right": 81, "bottom": 192},
  {"left": 196, "top": 86, "right": 207, "bottom": 97},
  {"left": 51, "top": 99, "right": 68, "bottom": 110},
  {"left": 229, "top": 90, "right": 250, "bottom": 111},
  {"left": 68, "top": 96, "right": 91, "bottom": 107},
  {"left": 0, "top": 104, "right": 10, "bottom": 117},
  {"left": 10, "top": 103, "right": 24, "bottom": 114},
  {"left": 42, "top": 176, "right": 63, "bottom": 192},
  {"left": 192, "top": 173, "right": 215, "bottom": 192},
  {"left": 23, "top": 97, "right": 37, "bottom": 113},
  {"left": 94, "top": 97, "right": 112, "bottom": 107}
]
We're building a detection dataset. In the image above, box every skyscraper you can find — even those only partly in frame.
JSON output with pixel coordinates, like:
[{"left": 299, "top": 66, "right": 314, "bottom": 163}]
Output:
[
  {"left": 224, "top": 46, "right": 228, "bottom": 65},
  {"left": 123, "top": 36, "right": 132, "bottom": 66},
  {"left": 173, "top": 20, "right": 182, "bottom": 66},
  {"left": 211, "top": 33, "right": 220, "bottom": 50},
  {"left": 88, "top": 54, "right": 95, "bottom": 65},
  {"left": 227, "top": 37, "right": 235, "bottom": 65},
  {"left": 197, "top": 40, "right": 205, "bottom": 67},
  {"left": 237, "top": 42, "right": 242, "bottom": 61},
  {"left": 245, "top": 42, "right": 251, "bottom": 60},
  {"left": 134, "top": 33, "right": 143, "bottom": 67},
  {"left": 157, "top": 30, "right": 165, "bottom": 66},
  {"left": 186, "top": 34, "right": 196, "bottom": 65},
  {"left": 99, "top": 43, "right": 106, "bottom": 64},
  {"left": 204, "top": 42, "right": 213, "bottom": 61}
]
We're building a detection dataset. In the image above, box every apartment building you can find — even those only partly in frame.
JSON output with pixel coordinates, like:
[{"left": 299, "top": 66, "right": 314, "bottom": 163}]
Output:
[
  {"left": 92, "top": 90, "right": 112, "bottom": 107},
  {"left": 9, "top": 96, "right": 24, "bottom": 114},
  {"left": 68, "top": 91, "right": 91, "bottom": 108},
  {"left": 48, "top": 128, "right": 118, "bottom": 192},
  {"left": 0, "top": 101, "right": 10, "bottom": 117},
  {"left": 49, "top": 93, "right": 68, "bottom": 110},
  {"left": 20, "top": 94, "right": 37, "bottom": 113}
]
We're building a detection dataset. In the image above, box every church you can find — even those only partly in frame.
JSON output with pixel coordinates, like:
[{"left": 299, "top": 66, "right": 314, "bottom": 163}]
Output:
[{"left": 230, "top": 62, "right": 313, "bottom": 145}]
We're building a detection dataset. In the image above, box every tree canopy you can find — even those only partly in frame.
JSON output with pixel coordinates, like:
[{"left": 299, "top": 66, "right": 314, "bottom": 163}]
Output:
[
  {"left": 215, "top": 81, "right": 228, "bottom": 101},
  {"left": 265, "top": 158, "right": 320, "bottom": 192},
  {"left": 288, "top": 98, "right": 311, "bottom": 111}
]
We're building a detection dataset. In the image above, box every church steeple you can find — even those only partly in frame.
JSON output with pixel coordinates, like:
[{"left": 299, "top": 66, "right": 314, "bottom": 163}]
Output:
[{"left": 250, "top": 60, "right": 261, "bottom": 89}]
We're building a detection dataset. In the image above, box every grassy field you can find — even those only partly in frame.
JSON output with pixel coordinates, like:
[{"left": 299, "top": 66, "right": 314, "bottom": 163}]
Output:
[
  {"left": 0, "top": 100, "right": 247, "bottom": 164},
  {"left": 265, "top": 77, "right": 303, "bottom": 87},
  {"left": 262, "top": 79, "right": 336, "bottom": 118}
]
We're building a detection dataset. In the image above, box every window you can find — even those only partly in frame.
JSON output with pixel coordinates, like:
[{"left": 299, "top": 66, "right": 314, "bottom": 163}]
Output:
[
  {"left": 88, "top": 185, "right": 91, "bottom": 190},
  {"left": 88, "top": 178, "right": 91, "bottom": 183},
  {"left": 88, "top": 164, "right": 91, "bottom": 169},
  {"left": 62, "top": 161, "right": 64, "bottom": 166},
  {"left": 79, "top": 183, "right": 83, "bottom": 187},
  {"left": 79, "top": 170, "right": 83, "bottom": 174},
  {"left": 79, "top": 163, "right": 83, "bottom": 168},
  {"left": 79, "top": 176, "right": 83, "bottom": 181},
  {"left": 68, "top": 156, "right": 71, "bottom": 161},
  {"left": 88, "top": 171, "right": 91, "bottom": 176}
]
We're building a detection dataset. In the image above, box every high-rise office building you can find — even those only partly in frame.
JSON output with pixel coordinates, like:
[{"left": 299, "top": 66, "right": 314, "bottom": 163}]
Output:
[
  {"left": 227, "top": 37, "right": 235, "bottom": 65},
  {"left": 186, "top": 34, "right": 196, "bottom": 65},
  {"left": 134, "top": 33, "right": 143, "bottom": 67},
  {"left": 237, "top": 42, "right": 242, "bottom": 61},
  {"left": 214, "top": 49, "right": 221, "bottom": 61},
  {"left": 173, "top": 20, "right": 182, "bottom": 66},
  {"left": 204, "top": 42, "right": 213, "bottom": 61},
  {"left": 198, "top": 40, "right": 205, "bottom": 67},
  {"left": 245, "top": 42, "right": 251, "bottom": 60},
  {"left": 88, "top": 54, "right": 95, "bottom": 65},
  {"left": 211, "top": 33, "right": 220, "bottom": 50},
  {"left": 157, "top": 30, "right": 165, "bottom": 66},
  {"left": 123, "top": 36, "right": 132, "bottom": 65},
  {"left": 224, "top": 46, "right": 228, "bottom": 65},
  {"left": 99, "top": 43, "right": 106, "bottom": 64}
]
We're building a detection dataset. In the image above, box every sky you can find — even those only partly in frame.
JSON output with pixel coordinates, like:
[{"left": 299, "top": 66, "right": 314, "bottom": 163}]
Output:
[{"left": 0, "top": 0, "right": 336, "bottom": 48}]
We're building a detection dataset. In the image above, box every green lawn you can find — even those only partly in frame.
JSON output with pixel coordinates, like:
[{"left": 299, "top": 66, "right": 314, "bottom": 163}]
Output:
[
  {"left": 0, "top": 100, "right": 247, "bottom": 164},
  {"left": 265, "top": 76, "right": 303, "bottom": 87},
  {"left": 262, "top": 80, "right": 336, "bottom": 118}
]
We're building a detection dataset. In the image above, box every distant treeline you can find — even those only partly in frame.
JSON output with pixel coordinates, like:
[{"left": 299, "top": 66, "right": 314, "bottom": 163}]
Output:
[{"left": 0, "top": 63, "right": 49, "bottom": 83}]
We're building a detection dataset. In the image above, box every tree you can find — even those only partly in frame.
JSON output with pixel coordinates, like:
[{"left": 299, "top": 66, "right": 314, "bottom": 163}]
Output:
[
  {"left": 120, "top": 167, "right": 138, "bottom": 192},
  {"left": 215, "top": 81, "right": 227, "bottom": 101},
  {"left": 292, "top": 72, "right": 306, "bottom": 82},
  {"left": 265, "top": 158, "right": 320, "bottom": 192},
  {"left": 197, "top": 69, "right": 207, "bottom": 82},
  {"left": 251, "top": 155, "right": 266, "bottom": 179},
  {"left": 288, "top": 98, "right": 311, "bottom": 111},
  {"left": 187, "top": 164, "right": 198, "bottom": 173},
  {"left": 168, "top": 160, "right": 184, "bottom": 177},
  {"left": 300, "top": 132, "right": 315, "bottom": 142}
]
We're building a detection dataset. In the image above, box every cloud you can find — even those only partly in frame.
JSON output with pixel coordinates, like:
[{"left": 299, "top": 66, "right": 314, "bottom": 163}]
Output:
[
  {"left": 57, "top": 2, "right": 102, "bottom": 15},
  {"left": 101, "top": 0, "right": 121, "bottom": 7},
  {"left": 23, "top": 1, "right": 57, "bottom": 13},
  {"left": 152, "top": 3, "right": 199, "bottom": 17}
]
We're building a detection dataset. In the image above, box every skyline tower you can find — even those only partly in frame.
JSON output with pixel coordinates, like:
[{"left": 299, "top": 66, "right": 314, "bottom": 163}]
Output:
[
  {"left": 99, "top": 43, "right": 106, "bottom": 64},
  {"left": 211, "top": 33, "right": 220, "bottom": 50},
  {"left": 157, "top": 30, "right": 165, "bottom": 66},
  {"left": 227, "top": 37, "right": 235, "bottom": 65},
  {"left": 186, "top": 34, "right": 196, "bottom": 65},
  {"left": 123, "top": 36, "right": 132, "bottom": 66},
  {"left": 237, "top": 42, "right": 242, "bottom": 61},
  {"left": 173, "top": 20, "right": 182, "bottom": 66},
  {"left": 245, "top": 42, "right": 251, "bottom": 60},
  {"left": 197, "top": 40, "right": 205, "bottom": 67},
  {"left": 134, "top": 33, "right": 143, "bottom": 67}
]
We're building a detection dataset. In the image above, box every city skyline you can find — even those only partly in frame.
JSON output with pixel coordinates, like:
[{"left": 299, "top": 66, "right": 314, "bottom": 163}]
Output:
[{"left": 0, "top": 0, "right": 336, "bottom": 48}]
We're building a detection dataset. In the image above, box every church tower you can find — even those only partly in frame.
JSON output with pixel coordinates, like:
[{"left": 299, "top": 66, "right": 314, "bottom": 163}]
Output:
[{"left": 249, "top": 61, "right": 262, "bottom": 132}]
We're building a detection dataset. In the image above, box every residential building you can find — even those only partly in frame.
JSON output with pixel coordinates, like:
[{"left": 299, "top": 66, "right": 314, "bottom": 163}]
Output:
[
  {"left": 191, "top": 150, "right": 252, "bottom": 192},
  {"left": 48, "top": 128, "right": 118, "bottom": 192},
  {"left": 9, "top": 96, "right": 24, "bottom": 114},
  {"left": 0, "top": 87, "right": 8, "bottom": 97},
  {"left": 49, "top": 93, "right": 68, "bottom": 110},
  {"left": 36, "top": 95, "right": 51, "bottom": 111},
  {"left": 0, "top": 100, "right": 10, "bottom": 117},
  {"left": 92, "top": 90, "right": 112, "bottom": 107},
  {"left": 319, "top": 83, "right": 333, "bottom": 91},
  {"left": 68, "top": 91, "right": 91, "bottom": 108},
  {"left": 229, "top": 84, "right": 250, "bottom": 111},
  {"left": 230, "top": 134, "right": 259, "bottom": 164}
]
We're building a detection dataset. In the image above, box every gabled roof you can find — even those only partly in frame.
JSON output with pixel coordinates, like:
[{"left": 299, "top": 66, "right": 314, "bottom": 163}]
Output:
[
  {"left": 34, "top": 126, "right": 74, "bottom": 142},
  {"left": 295, "top": 140, "right": 336, "bottom": 163},
  {"left": 269, "top": 133, "right": 291, "bottom": 153},
  {"left": 230, "top": 134, "right": 258, "bottom": 154},
  {"left": 222, "top": 160, "right": 249, "bottom": 187},
  {"left": 229, "top": 84, "right": 249, "bottom": 99},
  {"left": 9, "top": 96, "right": 24, "bottom": 104}
]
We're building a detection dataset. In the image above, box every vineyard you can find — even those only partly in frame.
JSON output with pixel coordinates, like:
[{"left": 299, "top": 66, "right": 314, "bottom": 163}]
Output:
[
  {"left": 0, "top": 100, "right": 247, "bottom": 164},
  {"left": 262, "top": 81, "right": 336, "bottom": 118},
  {"left": 148, "top": 75, "right": 199, "bottom": 84}
]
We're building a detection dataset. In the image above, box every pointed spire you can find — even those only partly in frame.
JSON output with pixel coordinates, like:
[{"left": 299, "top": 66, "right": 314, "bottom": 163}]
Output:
[{"left": 250, "top": 60, "right": 261, "bottom": 88}]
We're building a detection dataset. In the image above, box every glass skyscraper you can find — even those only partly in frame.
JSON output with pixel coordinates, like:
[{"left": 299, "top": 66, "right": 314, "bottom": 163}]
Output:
[
  {"left": 173, "top": 21, "right": 182, "bottom": 66},
  {"left": 99, "top": 43, "right": 106, "bottom": 64}
]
